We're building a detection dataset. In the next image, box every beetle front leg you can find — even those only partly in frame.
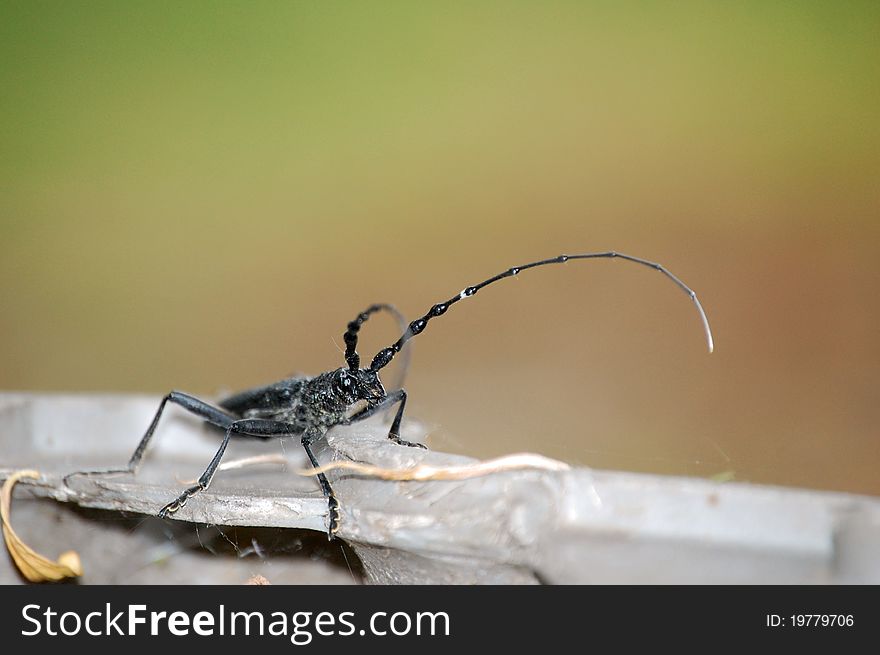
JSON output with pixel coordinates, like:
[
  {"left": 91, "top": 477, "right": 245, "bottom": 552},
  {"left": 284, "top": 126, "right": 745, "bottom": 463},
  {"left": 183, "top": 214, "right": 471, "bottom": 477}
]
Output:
[{"left": 344, "top": 389, "right": 427, "bottom": 450}]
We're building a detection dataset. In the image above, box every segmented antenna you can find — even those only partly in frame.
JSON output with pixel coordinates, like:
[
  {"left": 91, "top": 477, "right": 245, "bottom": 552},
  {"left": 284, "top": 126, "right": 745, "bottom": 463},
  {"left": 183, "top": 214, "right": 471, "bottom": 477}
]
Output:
[
  {"left": 343, "top": 303, "right": 412, "bottom": 388},
  {"left": 370, "top": 252, "right": 714, "bottom": 372}
]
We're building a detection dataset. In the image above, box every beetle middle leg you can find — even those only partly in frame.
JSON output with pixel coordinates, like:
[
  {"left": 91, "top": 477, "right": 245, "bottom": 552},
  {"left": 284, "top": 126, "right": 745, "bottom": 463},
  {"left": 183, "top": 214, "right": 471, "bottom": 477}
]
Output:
[
  {"left": 301, "top": 427, "right": 341, "bottom": 538},
  {"left": 158, "top": 418, "right": 299, "bottom": 518}
]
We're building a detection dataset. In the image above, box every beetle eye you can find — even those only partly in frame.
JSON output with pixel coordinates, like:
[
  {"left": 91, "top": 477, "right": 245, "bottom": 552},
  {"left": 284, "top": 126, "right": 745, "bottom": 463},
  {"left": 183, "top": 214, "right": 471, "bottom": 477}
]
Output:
[{"left": 337, "top": 370, "right": 352, "bottom": 389}]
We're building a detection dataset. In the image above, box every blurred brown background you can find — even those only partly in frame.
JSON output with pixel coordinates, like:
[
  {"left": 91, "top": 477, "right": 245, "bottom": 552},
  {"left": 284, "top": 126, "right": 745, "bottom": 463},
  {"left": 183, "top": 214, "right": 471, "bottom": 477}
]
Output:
[{"left": 1, "top": 2, "right": 877, "bottom": 495}]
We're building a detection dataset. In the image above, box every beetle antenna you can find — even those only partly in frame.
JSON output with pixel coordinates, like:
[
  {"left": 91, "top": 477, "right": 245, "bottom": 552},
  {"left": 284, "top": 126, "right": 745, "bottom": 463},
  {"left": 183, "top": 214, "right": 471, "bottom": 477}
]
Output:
[
  {"left": 343, "top": 303, "right": 412, "bottom": 387},
  {"left": 369, "top": 252, "right": 714, "bottom": 372}
]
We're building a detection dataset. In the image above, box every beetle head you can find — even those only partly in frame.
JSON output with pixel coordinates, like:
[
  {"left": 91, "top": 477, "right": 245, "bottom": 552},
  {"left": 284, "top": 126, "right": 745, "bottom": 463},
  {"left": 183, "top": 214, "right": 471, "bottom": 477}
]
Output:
[{"left": 332, "top": 367, "right": 386, "bottom": 404}]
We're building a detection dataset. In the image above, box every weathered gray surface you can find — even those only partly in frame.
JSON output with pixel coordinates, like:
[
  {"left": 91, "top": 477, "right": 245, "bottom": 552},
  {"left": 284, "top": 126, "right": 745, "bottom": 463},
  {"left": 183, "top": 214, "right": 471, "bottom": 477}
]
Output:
[{"left": 2, "top": 392, "right": 879, "bottom": 584}]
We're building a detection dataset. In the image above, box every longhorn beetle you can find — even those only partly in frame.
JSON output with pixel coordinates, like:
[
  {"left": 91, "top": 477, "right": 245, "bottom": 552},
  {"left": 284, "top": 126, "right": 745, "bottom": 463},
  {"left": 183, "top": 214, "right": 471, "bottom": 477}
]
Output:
[{"left": 67, "top": 252, "right": 713, "bottom": 538}]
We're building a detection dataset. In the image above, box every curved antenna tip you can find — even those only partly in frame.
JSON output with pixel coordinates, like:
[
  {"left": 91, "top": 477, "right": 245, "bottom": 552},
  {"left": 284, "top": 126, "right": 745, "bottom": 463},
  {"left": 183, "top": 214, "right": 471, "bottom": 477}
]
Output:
[{"left": 692, "top": 295, "right": 714, "bottom": 354}]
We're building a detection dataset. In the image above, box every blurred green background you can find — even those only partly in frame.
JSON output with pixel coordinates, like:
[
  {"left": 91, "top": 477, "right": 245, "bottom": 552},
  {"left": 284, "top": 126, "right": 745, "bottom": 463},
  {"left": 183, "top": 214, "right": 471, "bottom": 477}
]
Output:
[{"left": 1, "top": 2, "right": 877, "bottom": 495}]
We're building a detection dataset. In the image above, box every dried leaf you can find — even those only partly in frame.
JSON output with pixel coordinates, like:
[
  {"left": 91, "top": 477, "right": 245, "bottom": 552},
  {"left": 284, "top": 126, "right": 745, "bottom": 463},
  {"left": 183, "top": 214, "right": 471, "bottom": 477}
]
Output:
[{"left": 1, "top": 470, "right": 83, "bottom": 582}]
